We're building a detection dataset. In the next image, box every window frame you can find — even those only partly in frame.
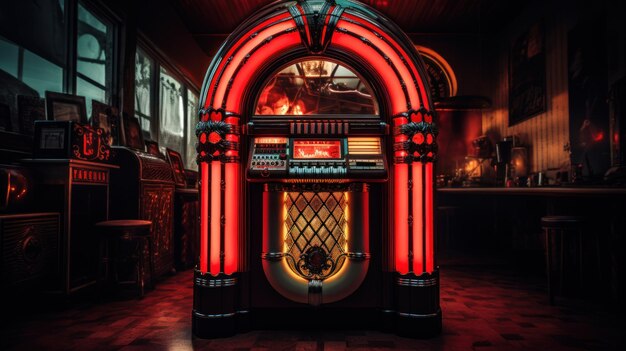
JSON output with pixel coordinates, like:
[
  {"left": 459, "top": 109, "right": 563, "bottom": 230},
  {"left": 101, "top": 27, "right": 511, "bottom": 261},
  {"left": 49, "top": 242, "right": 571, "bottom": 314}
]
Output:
[
  {"left": 71, "top": 0, "right": 120, "bottom": 116},
  {"left": 135, "top": 35, "right": 200, "bottom": 169}
]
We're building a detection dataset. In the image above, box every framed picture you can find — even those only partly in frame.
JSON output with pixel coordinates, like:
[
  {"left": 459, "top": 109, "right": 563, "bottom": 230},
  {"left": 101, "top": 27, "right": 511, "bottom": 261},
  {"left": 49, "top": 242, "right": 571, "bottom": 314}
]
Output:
[
  {"left": 17, "top": 95, "right": 46, "bottom": 135},
  {"left": 568, "top": 19, "right": 611, "bottom": 178},
  {"left": 166, "top": 148, "right": 186, "bottom": 187},
  {"left": 121, "top": 112, "right": 144, "bottom": 151},
  {"left": 40, "top": 127, "right": 67, "bottom": 150},
  {"left": 145, "top": 139, "right": 162, "bottom": 158},
  {"left": 91, "top": 100, "right": 113, "bottom": 146},
  {"left": 33, "top": 120, "right": 71, "bottom": 158},
  {"left": 509, "top": 21, "right": 546, "bottom": 126},
  {"left": 0, "top": 103, "right": 11, "bottom": 132},
  {"left": 33, "top": 120, "right": 111, "bottom": 161},
  {"left": 45, "top": 91, "right": 87, "bottom": 124}
]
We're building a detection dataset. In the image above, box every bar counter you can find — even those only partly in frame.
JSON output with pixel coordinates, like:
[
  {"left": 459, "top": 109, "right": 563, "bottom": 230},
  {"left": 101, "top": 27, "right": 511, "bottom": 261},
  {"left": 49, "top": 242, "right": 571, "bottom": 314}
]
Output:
[
  {"left": 436, "top": 185, "right": 626, "bottom": 307},
  {"left": 438, "top": 186, "right": 626, "bottom": 197}
]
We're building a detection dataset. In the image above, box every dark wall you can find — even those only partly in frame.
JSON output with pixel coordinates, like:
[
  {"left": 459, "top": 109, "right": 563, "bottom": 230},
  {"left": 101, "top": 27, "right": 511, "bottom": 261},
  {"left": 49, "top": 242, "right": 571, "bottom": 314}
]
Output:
[
  {"left": 136, "top": 0, "right": 209, "bottom": 89},
  {"left": 409, "top": 33, "right": 486, "bottom": 97},
  {"left": 104, "top": 0, "right": 209, "bottom": 90}
]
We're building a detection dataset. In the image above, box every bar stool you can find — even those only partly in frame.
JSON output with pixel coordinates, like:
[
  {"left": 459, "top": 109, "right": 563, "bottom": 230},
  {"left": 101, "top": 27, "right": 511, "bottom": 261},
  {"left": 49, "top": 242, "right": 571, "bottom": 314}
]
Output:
[
  {"left": 96, "top": 220, "right": 154, "bottom": 297},
  {"left": 437, "top": 206, "right": 458, "bottom": 251},
  {"left": 541, "top": 216, "right": 585, "bottom": 305}
]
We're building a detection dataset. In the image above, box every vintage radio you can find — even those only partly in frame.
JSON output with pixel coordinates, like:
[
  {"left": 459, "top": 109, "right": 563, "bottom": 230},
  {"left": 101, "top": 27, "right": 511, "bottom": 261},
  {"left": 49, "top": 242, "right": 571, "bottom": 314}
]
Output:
[
  {"left": 0, "top": 213, "right": 60, "bottom": 291},
  {"left": 33, "top": 120, "right": 111, "bottom": 161}
]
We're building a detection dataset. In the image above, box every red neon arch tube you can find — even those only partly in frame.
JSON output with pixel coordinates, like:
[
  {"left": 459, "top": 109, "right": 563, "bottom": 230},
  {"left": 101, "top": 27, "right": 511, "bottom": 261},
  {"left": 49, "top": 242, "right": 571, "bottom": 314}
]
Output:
[
  {"left": 223, "top": 163, "right": 239, "bottom": 275},
  {"left": 331, "top": 34, "right": 407, "bottom": 113},
  {"left": 226, "top": 33, "right": 300, "bottom": 111},
  {"left": 342, "top": 13, "right": 429, "bottom": 109},
  {"left": 336, "top": 20, "right": 420, "bottom": 106},
  {"left": 412, "top": 163, "right": 424, "bottom": 275},
  {"left": 204, "top": 13, "right": 292, "bottom": 107},
  {"left": 210, "top": 160, "right": 222, "bottom": 275},
  {"left": 216, "top": 22, "right": 296, "bottom": 107},
  {"left": 394, "top": 163, "right": 409, "bottom": 274},
  {"left": 425, "top": 162, "right": 434, "bottom": 273},
  {"left": 200, "top": 162, "right": 209, "bottom": 273}
]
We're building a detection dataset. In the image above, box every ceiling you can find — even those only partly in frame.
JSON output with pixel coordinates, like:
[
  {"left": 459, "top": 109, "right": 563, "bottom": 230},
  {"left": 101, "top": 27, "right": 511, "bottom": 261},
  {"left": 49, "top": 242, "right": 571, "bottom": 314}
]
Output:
[{"left": 173, "top": 0, "right": 526, "bottom": 57}]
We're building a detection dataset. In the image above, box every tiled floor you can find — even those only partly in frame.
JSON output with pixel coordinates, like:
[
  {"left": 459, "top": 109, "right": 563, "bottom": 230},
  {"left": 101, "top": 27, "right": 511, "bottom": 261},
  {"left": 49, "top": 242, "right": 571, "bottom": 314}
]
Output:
[{"left": 1, "top": 260, "right": 625, "bottom": 350}]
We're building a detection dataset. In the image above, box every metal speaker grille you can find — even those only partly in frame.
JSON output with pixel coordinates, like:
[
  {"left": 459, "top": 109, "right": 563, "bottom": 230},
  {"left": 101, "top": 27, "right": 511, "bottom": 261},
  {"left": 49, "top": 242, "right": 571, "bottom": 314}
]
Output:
[{"left": 284, "top": 192, "right": 347, "bottom": 280}]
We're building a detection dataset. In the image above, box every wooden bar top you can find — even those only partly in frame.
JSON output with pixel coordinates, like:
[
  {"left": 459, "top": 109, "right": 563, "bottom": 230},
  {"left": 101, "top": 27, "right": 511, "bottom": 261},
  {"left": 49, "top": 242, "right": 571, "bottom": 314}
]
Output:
[{"left": 437, "top": 186, "right": 626, "bottom": 197}]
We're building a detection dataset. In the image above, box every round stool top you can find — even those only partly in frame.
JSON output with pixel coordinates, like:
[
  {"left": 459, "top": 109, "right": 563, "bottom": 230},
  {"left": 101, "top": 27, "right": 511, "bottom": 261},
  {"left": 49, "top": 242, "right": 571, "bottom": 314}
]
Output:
[
  {"left": 541, "top": 216, "right": 584, "bottom": 229},
  {"left": 96, "top": 220, "right": 152, "bottom": 228}
]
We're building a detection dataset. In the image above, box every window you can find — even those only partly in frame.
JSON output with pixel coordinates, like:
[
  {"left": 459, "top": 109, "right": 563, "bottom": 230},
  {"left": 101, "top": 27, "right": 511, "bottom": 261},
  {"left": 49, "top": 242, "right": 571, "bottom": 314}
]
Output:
[
  {"left": 76, "top": 2, "right": 113, "bottom": 119},
  {"left": 134, "top": 43, "right": 199, "bottom": 169},
  {"left": 135, "top": 48, "right": 153, "bottom": 138},
  {"left": 0, "top": 0, "right": 67, "bottom": 110},
  {"left": 0, "top": 37, "right": 64, "bottom": 98},
  {"left": 186, "top": 90, "right": 198, "bottom": 170},
  {"left": 158, "top": 67, "right": 184, "bottom": 153}
]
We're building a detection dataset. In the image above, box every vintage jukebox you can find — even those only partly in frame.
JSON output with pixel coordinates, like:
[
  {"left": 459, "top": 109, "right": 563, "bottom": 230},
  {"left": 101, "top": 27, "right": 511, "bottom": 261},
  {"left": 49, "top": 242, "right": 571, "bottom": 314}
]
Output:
[{"left": 193, "top": 0, "right": 440, "bottom": 338}]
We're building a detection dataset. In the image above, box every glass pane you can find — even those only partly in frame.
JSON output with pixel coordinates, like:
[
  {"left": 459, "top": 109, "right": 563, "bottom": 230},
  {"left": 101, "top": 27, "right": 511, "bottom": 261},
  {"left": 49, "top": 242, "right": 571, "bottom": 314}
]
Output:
[
  {"left": 22, "top": 49, "right": 64, "bottom": 97},
  {"left": 159, "top": 67, "right": 184, "bottom": 153},
  {"left": 76, "top": 2, "right": 111, "bottom": 117},
  {"left": 135, "top": 49, "right": 152, "bottom": 118},
  {"left": 0, "top": 37, "right": 63, "bottom": 128},
  {"left": 77, "top": 77, "right": 105, "bottom": 118},
  {"left": 186, "top": 90, "right": 198, "bottom": 170},
  {"left": 0, "top": 0, "right": 67, "bottom": 67},
  {"left": 0, "top": 38, "right": 19, "bottom": 78},
  {"left": 255, "top": 59, "right": 378, "bottom": 116},
  {"left": 136, "top": 114, "right": 151, "bottom": 140}
]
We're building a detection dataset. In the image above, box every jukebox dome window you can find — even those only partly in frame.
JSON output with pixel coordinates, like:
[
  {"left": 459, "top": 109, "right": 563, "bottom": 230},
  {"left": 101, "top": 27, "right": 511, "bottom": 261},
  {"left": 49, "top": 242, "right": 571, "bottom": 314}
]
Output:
[{"left": 255, "top": 59, "right": 378, "bottom": 116}]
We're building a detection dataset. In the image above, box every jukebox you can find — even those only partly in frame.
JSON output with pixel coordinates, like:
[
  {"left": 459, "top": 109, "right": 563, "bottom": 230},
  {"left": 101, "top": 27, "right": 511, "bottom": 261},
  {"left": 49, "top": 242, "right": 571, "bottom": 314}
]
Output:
[{"left": 193, "top": 0, "right": 440, "bottom": 338}]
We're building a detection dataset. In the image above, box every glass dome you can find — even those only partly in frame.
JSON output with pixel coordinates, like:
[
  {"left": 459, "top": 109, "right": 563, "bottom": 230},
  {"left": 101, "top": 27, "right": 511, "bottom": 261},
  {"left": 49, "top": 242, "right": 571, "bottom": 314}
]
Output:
[{"left": 254, "top": 59, "right": 378, "bottom": 116}]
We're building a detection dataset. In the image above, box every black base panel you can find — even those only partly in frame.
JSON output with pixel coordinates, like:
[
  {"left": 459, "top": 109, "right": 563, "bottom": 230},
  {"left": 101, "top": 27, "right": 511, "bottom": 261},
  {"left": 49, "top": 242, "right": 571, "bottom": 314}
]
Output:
[
  {"left": 395, "top": 309, "right": 442, "bottom": 338},
  {"left": 192, "top": 313, "right": 237, "bottom": 338}
]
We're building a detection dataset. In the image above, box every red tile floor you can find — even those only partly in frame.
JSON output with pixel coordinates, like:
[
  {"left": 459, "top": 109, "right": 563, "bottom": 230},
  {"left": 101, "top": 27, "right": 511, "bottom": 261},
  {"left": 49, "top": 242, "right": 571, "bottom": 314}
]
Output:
[{"left": 2, "top": 256, "right": 625, "bottom": 350}]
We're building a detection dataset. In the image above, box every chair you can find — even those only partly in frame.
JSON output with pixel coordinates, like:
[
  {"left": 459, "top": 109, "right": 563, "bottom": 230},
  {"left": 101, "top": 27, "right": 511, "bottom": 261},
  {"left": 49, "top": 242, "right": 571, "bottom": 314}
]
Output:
[{"left": 96, "top": 220, "right": 154, "bottom": 297}]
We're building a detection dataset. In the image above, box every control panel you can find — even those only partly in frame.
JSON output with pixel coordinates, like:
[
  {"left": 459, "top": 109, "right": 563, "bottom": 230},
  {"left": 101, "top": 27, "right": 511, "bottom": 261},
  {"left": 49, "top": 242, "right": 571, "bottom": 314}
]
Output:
[
  {"left": 248, "top": 137, "right": 289, "bottom": 178},
  {"left": 247, "top": 137, "right": 387, "bottom": 181}
]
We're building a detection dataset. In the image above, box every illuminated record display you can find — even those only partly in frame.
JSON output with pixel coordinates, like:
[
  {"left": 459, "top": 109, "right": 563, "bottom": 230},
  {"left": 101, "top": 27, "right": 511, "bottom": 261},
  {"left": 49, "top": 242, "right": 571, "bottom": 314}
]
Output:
[{"left": 293, "top": 140, "right": 342, "bottom": 159}]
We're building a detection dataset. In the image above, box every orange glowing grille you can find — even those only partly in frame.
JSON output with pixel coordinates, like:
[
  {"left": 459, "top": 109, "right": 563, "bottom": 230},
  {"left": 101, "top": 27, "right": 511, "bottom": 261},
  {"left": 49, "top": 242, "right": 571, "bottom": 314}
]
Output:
[
  {"left": 347, "top": 137, "right": 382, "bottom": 154},
  {"left": 283, "top": 192, "right": 347, "bottom": 279}
]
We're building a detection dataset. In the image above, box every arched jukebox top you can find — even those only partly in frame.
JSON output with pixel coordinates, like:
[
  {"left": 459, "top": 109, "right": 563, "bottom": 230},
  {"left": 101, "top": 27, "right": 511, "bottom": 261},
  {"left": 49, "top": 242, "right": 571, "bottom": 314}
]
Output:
[{"left": 196, "top": 0, "right": 438, "bottom": 278}]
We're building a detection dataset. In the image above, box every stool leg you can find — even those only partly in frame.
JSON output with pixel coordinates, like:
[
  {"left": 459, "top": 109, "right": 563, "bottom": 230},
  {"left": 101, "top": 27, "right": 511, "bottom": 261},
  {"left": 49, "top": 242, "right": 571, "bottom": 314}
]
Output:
[
  {"left": 596, "top": 232, "right": 602, "bottom": 290},
  {"left": 148, "top": 237, "right": 155, "bottom": 289},
  {"left": 546, "top": 228, "right": 553, "bottom": 305},
  {"left": 560, "top": 230, "right": 565, "bottom": 300},
  {"left": 445, "top": 211, "right": 451, "bottom": 249},
  {"left": 137, "top": 238, "right": 145, "bottom": 298},
  {"left": 579, "top": 229, "right": 584, "bottom": 294}
]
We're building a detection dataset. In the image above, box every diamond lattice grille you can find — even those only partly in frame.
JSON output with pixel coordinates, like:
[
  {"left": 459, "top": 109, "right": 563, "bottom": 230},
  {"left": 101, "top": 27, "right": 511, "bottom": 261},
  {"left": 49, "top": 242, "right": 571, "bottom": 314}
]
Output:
[{"left": 284, "top": 192, "right": 347, "bottom": 279}]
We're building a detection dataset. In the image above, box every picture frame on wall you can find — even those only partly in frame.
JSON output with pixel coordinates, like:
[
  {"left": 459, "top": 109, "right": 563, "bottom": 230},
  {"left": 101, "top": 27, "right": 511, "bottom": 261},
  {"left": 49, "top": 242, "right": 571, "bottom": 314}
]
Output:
[
  {"left": 166, "top": 148, "right": 186, "bottom": 187},
  {"left": 91, "top": 100, "right": 114, "bottom": 146},
  {"left": 509, "top": 21, "right": 546, "bottom": 126},
  {"left": 144, "top": 139, "right": 162, "bottom": 158},
  {"left": 45, "top": 91, "right": 88, "bottom": 124},
  {"left": 17, "top": 95, "right": 46, "bottom": 135},
  {"left": 121, "top": 112, "right": 145, "bottom": 151}
]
